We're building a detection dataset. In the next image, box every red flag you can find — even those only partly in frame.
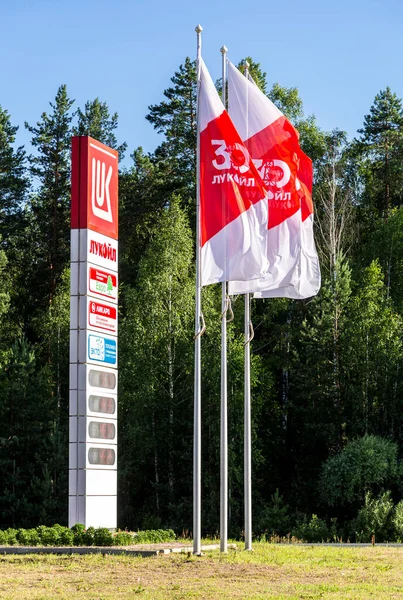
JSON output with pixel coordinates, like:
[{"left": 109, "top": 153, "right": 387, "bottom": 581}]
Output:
[
  {"left": 198, "top": 59, "right": 269, "bottom": 287},
  {"left": 227, "top": 61, "right": 320, "bottom": 299}
]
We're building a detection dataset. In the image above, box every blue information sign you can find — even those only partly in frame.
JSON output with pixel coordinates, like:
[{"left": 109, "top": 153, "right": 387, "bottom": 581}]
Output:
[{"left": 88, "top": 334, "right": 117, "bottom": 366}]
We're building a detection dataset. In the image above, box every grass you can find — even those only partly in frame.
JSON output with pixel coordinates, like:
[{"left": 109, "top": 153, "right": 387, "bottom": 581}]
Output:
[{"left": 1, "top": 542, "right": 403, "bottom": 599}]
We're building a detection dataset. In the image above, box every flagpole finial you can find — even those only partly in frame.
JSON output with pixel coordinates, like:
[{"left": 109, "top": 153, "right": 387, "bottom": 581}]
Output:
[
  {"left": 220, "top": 45, "right": 228, "bottom": 55},
  {"left": 195, "top": 24, "right": 203, "bottom": 33}
]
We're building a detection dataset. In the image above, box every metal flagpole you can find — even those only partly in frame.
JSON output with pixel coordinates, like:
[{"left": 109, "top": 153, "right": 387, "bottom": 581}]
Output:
[
  {"left": 244, "top": 60, "right": 253, "bottom": 552},
  {"left": 220, "top": 44, "right": 229, "bottom": 554},
  {"left": 193, "top": 23, "right": 204, "bottom": 556}
]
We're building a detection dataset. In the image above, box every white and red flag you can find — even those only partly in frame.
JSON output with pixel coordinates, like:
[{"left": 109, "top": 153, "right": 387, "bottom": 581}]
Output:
[
  {"left": 226, "top": 60, "right": 320, "bottom": 299},
  {"left": 198, "top": 58, "right": 270, "bottom": 286}
]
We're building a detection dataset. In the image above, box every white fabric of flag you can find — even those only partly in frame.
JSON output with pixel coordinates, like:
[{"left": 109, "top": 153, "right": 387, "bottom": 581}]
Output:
[
  {"left": 198, "top": 58, "right": 270, "bottom": 287},
  {"left": 226, "top": 60, "right": 321, "bottom": 299}
]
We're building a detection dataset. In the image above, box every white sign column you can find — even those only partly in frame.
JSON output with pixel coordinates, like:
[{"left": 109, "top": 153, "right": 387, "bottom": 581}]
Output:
[{"left": 69, "top": 137, "right": 119, "bottom": 529}]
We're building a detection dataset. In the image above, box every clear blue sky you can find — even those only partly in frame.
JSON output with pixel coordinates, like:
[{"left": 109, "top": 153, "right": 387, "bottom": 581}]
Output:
[{"left": 1, "top": 0, "right": 402, "bottom": 167}]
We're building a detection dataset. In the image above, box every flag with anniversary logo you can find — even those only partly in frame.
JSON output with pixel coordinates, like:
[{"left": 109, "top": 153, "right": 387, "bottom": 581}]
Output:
[
  {"left": 199, "top": 58, "right": 270, "bottom": 286},
  {"left": 226, "top": 60, "right": 321, "bottom": 299}
]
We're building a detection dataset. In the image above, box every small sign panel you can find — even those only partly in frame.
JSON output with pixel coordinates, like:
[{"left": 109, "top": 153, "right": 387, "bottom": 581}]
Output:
[
  {"left": 88, "top": 299, "right": 117, "bottom": 335},
  {"left": 86, "top": 230, "right": 118, "bottom": 272},
  {"left": 89, "top": 266, "right": 118, "bottom": 302},
  {"left": 88, "top": 334, "right": 117, "bottom": 367}
]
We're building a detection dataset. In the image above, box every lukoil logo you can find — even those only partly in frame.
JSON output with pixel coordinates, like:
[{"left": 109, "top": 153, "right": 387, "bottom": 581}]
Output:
[{"left": 92, "top": 158, "right": 113, "bottom": 223}]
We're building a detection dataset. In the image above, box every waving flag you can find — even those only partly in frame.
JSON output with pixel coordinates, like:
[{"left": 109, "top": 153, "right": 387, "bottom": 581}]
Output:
[
  {"left": 226, "top": 60, "right": 320, "bottom": 299},
  {"left": 198, "top": 58, "right": 269, "bottom": 286}
]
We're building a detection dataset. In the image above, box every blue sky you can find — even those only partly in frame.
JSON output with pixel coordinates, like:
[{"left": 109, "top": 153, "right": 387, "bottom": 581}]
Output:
[{"left": 1, "top": 0, "right": 402, "bottom": 167}]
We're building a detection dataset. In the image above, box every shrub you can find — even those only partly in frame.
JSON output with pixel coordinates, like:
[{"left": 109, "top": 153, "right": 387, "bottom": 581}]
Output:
[
  {"left": 5, "top": 528, "right": 18, "bottom": 545},
  {"left": 114, "top": 531, "right": 133, "bottom": 546},
  {"left": 36, "top": 526, "right": 62, "bottom": 546},
  {"left": 292, "top": 514, "right": 337, "bottom": 543},
  {"left": 392, "top": 500, "right": 403, "bottom": 540},
  {"left": 82, "top": 526, "right": 96, "bottom": 546},
  {"left": 93, "top": 528, "right": 114, "bottom": 546},
  {"left": 17, "top": 528, "right": 40, "bottom": 546},
  {"left": 354, "top": 491, "right": 394, "bottom": 542},
  {"left": 133, "top": 529, "right": 175, "bottom": 544},
  {"left": 255, "top": 489, "right": 291, "bottom": 537},
  {"left": 71, "top": 523, "right": 86, "bottom": 545},
  {"left": 59, "top": 527, "right": 74, "bottom": 546},
  {"left": 0, "top": 525, "right": 176, "bottom": 547},
  {"left": 319, "top": 435, "right": 399, "bottom": 508}
]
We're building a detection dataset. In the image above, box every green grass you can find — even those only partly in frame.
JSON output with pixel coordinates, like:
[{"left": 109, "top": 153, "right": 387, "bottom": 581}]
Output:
[{"left": 1, "top": 542, "right": 403, "bottom": 599}]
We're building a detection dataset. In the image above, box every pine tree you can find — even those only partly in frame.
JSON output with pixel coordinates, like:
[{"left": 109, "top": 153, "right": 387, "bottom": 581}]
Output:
[
  {"left": 25, "top": 84, "right": 74, "bottom": 309},
  {"left": 146, "top": 58, "right": 197, "bottom": 210},
  {"left": 74, "top": 97, "right": 127, "bottom": 159},
  {"left": 0, "top": 106, "right": 28, "bottom": 243},
  {"left": 356, "top": 87, "right": 403, "bottom": 216}
]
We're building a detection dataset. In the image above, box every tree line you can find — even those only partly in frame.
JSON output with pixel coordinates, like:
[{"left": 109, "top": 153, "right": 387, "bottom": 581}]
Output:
[{"left": 1, "top": 57, "right": 403, "bottom": 541}]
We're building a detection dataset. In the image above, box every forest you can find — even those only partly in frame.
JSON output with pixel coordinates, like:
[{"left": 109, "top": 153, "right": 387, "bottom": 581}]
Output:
[{"left": 1, "top": 55, "right": 403, "bottom": 543}]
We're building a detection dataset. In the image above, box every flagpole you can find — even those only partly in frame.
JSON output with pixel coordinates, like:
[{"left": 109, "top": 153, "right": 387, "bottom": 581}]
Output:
[
  {"left": 244, "top": 60, "right": 253, "bottom": 552},
  {"left": 220, "top": 44, "right": 228, "bottom": 554},
  {"left": 193, "top": 23, "right": 203, "bottom": 556}
]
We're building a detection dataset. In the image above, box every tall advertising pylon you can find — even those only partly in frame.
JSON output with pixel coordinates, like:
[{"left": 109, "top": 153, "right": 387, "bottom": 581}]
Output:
[{"left": 69, "top": 137, "right": 118, "bottom": 528}]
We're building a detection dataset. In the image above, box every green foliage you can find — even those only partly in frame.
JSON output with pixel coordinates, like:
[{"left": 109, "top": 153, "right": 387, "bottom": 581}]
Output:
[
  {"left": 354, "top": 87, "right": 403, "bottom": 215},
  {"left": 146, "top": 58, "right": 197, "bottom": 214},
  {"left": 0, "top": 105, "right": 28, "bottom": 241},
  {"left": 268, "top": 82, "right": 303, "bottom": 122},
  {"left": 319, "top": 435, "right": 399, "bottom": 508},
  {"left": 236, "top": 57, "right": 267, "bottom": 93},
  {"left": 292, "top": 514, "right": 337, "bottom": 543},
  {"left": 71, "top": 523, "right": 86, "bottom": 546},
  {"left": 113, "top": 531, "right": 133, "bottom": 546},
  {"left": 354, "top": 491, "right": 394, "bottom": 542},
  {"left": 133, "top": 529, "right": 176, "bottom": 544},
  {"left": 93, "top": 527, "right": 114, "bottom": 546},
  {"left": 392, "top": 500, "right": 403, "bottom": 540},
  {"left": 16, "top": 528, "right": 40, "bottom": 546},
  {"left": 82, "top": 526, "right": 96, "bottom": 546},
  {"left": 255, "top": 489, "right": 292, "bottom": 537},
  {"left": 4, "top": 528, "right": 17, "bottom": 545},
  {"left": 74, "top": 97, "right": 127, "bottom": 159},
  {"left": 0, "top": 525, "right": 175, "bottom": 547}
]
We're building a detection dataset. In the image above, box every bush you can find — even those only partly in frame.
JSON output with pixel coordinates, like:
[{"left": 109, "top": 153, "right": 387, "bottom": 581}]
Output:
[
  {"left": 58, "top": 527, "right": 74, "bottom": 546},
  {"left": 354, "top": 491, "right": 394, "bottom": 542},
  {"left": 93, "top": 528, "right": 114, "bottom": 546},
  {"left": 133, "top": 529, "right": 176, "bottom": 544},
  {"left": 392, "top": 500, "right": 403, "bottom": 540},
  {"left": 82, "top": 526, "right": 96, "bottom": 546},
  {"left": 319, "top": 435, "right": 399, "bottom": 508},
  {"left": 5, "top": 528, "right": 18, "bottom": 545},
  {"left": 71, "top": 523, "right": 86, "bottom": 545},
  {"left": 0, "top": 525, "right": 176, "bottom": 547},
  {"left": 292, "top": 514, "right": 337, "bottom": 543},
  {"left": 114, "top": 531, "right": 133, "bottom": 546},
  {"left": 17, "top": 528, "right": 40, "bottom": 546},
  {"left": 36, "top": 525, "right": 61, "bottom": 546},
  {"left": 255, "top": 490, "right": 292, "bottom": 537}
]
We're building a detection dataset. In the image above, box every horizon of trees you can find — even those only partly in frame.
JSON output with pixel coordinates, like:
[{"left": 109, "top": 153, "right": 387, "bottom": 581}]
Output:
[{"left": 1, "top": 57, "right": 403, "bottom": 541}]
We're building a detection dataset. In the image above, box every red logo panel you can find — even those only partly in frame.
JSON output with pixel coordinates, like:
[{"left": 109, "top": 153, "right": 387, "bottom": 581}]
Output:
[{"left": 71, "top": 136, "right": 118, "bottom": 239}]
